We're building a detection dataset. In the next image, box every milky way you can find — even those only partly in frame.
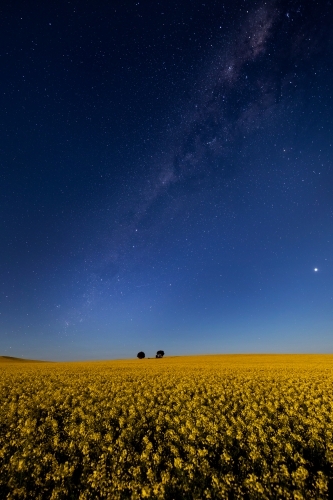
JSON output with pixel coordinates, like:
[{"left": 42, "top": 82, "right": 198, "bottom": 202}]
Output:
[
  {"left": 1, "top": 0, "right": 332, "bottom": 359},
  {"left": 64, "top": 0, "right": 332, "bottom": 340},
  {"left": 81, "top": 1, "right": 313, "bottom": 308}
]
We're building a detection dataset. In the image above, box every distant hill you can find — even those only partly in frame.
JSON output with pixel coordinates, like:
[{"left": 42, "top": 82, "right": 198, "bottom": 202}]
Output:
[{"left": 0, "top": 356, "right": 46, "bottom": 363}]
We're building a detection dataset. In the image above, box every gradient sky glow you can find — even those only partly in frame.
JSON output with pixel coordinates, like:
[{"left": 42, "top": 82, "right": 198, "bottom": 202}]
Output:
[{"left": 1, "top": 0, "right": 333, "bottom": 360}]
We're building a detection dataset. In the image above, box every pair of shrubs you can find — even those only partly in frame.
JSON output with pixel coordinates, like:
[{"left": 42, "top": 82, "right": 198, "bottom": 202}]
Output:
[{"left": 137, "top": 350, "right": 164, "bottom": 359}]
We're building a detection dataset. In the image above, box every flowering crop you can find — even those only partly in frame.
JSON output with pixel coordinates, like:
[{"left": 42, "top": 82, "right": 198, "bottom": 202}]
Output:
[{"left": 1, "top": 354, "right": 333, "bottom": 499}]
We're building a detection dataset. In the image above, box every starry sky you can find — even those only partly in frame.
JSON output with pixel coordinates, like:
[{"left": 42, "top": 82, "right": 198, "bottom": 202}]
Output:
[{"left": 1, "top": 0, "right": 333, "bottom": 361}]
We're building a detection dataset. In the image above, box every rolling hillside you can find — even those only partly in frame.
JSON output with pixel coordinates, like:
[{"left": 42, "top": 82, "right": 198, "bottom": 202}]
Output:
[{"left": 0, "top": 356, "right": 46, "bottom": 363}]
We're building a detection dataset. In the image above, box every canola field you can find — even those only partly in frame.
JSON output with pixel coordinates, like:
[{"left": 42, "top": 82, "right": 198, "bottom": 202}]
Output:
[{"left": 1, "top": 354, "right": 333, "bottom": 499}]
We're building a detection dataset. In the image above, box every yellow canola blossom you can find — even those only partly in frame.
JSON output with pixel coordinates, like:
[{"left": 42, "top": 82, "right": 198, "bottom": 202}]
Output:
[{"left": 0, "top": 354, "right": 333, "bottom": 499}]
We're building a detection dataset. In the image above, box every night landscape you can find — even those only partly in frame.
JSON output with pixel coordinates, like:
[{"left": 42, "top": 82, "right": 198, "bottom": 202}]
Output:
[{"left": 1, "top": 0, "right": 333, "bottom": 498}]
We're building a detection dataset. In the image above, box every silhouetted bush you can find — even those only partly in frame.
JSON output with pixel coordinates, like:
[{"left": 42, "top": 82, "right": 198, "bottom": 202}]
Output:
[
  {"left": 137, "top": 351, "right": 145, "bottom": 359},
  {"left": 156, "top": 350, "right": 165, "bottom": 358}
]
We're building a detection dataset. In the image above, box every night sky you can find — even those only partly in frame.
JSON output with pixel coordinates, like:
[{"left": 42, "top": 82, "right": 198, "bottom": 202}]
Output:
[{"left": 1, "top": 0, "right": 333, "bottom": 361}]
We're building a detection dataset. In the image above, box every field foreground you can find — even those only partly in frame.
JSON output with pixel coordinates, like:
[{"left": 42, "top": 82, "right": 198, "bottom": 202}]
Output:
[{"left": 1, "top": 354, "right": 333, "bottom": 499}]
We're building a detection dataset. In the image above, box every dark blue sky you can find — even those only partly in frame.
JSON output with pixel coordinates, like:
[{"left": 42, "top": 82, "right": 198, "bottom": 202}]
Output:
[{"left": 1, "top": 0, "right": 333, "bottom": 360}]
